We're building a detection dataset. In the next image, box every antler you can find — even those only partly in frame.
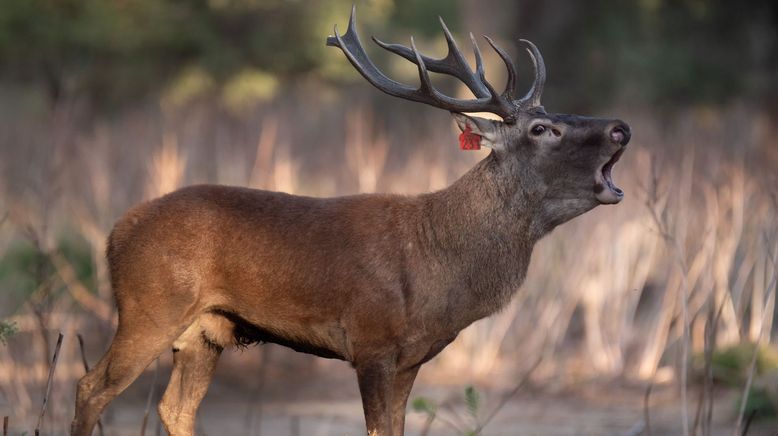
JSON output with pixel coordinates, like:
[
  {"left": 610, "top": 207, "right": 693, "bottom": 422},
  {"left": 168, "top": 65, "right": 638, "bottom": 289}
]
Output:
[
  {"left": 517, "top": 39, "right": 545, "bottom": 108},
  {"left": 326, "top": 6, "right": 547, "bottom": 122},
  {"left": 371, "top": 17, "right": 493, "bottom": 99}
]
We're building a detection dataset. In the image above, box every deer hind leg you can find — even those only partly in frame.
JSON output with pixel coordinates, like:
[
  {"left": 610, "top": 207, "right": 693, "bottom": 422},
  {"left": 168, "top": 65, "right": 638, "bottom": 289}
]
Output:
[
  {"left": 71, "top": 313, "right": 190, "bottom": 436},
  {"left": 158, "top": 314, "right": 233, "bottom": 436}
]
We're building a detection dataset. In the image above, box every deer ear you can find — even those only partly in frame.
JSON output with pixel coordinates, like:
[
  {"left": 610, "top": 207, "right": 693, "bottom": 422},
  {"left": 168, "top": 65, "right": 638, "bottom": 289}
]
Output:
[{"left": 452, "top": 113, "right": 504, "bottom": 150}]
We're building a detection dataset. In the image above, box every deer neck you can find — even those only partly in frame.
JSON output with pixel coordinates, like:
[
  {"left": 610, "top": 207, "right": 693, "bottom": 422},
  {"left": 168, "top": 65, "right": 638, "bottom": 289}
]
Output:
[
  {"left": 426, "top": 152, "right": 550, "bottom": 248},
  {"left": 418, "top": 153, "right": 550, "bottom": 320}
]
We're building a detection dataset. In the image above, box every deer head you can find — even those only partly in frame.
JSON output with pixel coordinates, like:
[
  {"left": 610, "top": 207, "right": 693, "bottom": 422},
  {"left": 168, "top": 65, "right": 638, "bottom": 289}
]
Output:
[{"left": 327, "top": 7, "right": 630, "bottom": 228}]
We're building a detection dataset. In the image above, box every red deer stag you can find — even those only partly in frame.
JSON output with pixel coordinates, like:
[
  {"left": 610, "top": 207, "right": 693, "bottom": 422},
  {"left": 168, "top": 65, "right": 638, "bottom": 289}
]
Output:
[{"left": 72, "top": 6, "right": 630, "bottom": 436}]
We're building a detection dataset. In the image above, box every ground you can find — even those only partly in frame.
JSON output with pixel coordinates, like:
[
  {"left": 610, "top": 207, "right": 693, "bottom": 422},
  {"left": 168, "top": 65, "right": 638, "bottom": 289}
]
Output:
[{"left": 86, "top": 345, "right": 778, "bottom": 436}]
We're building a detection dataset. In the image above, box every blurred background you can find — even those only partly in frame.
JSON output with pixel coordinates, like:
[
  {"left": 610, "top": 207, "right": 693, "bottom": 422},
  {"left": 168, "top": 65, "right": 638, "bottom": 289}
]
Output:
[{"left": 1, "top": 0, "right": 777, "bottom": 434}]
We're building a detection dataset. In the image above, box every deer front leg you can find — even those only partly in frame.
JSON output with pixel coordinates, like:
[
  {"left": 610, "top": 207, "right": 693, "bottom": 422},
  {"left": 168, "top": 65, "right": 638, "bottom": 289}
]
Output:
[
  {"left": 356, "top": 360, "right": 397, "bottom": 435},
  {"left": 390, "top": 366, "right": 420, "bottom": 435}
]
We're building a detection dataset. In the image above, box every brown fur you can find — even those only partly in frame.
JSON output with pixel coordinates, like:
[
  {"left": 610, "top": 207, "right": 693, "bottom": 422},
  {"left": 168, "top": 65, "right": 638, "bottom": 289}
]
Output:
[{"left": 71, "top": 108, "right": 629, "bottom": 435}]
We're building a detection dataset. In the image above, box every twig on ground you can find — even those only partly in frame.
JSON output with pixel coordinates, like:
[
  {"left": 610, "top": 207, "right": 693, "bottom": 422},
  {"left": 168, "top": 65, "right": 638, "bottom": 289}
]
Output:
[
  {"left": 643, "top": 155, "right": 693, "bottom": 436},
  {"left": 141, "top": 358, "right": 161, "bottom": 436},
  {"left": 440, "top": 397, "right": 470, "bottom": 430},
  {"left": 692, "top": 297, "right": 724, "bottom": 436},
  {"left": 472, "top": 355, "right": 543, "bottom": 434},
  {"left": 692, "top": 379, "right": 705, "bottom": 435},
  {"left": 35, "top": 331, "right": 63, "bottom": 436},
  {"left": 419, "top": 412, "right": 435, "bottom": 436},
  {"left": 3, "top": 416, "right": 8, "bottom": 436},
  {"left": 741, "top": 409, "right": 757, "bottom": 436},
  {"left": 733, "top": 233, "right": 778, "bottom": 436},
  {"left": 643, "top": 376, "right": 654, "bottom": 436},
  {"left": 705, "top": 300, "right": 726, "bottom": 436},
  {"left": 433, "top": 409, "right": 468, "bottom": 434}
]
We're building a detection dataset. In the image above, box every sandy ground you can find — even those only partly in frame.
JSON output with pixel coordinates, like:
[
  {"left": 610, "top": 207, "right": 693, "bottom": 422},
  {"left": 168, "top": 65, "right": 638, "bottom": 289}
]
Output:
[
  {"left": 92, "top": 347, "right": 778, "bottom": 436},
  {"left": 97, "top": 385, "right": 778, "bottom": 436},
  {"left": 4, "top": 346, "right": 777, "bottom": 435}
]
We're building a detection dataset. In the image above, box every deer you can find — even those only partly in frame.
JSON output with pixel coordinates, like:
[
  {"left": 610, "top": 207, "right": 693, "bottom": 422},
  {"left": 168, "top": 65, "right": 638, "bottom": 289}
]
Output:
[{"left": 71, "top": 6, "right": 630, "bottom": 436}]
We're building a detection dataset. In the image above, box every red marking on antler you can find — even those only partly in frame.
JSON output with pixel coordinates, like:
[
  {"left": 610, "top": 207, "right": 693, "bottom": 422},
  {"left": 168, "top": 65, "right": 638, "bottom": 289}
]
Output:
[{"left": 459, "top": 124, "right": 481, "bottom": 150}]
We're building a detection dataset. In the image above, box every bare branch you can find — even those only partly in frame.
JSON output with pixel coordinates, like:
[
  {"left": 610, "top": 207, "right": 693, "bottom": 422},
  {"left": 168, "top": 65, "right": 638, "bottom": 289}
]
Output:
[
  {"left": 733, "top": 232, "right": 778, "bottom": 436},
  {"left": 35, "top": 331, "right": 63, "bottom": 436}
]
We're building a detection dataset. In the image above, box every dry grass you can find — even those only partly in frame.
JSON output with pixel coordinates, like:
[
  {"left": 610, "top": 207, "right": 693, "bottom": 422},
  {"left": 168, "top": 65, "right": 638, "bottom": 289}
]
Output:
[{"left": 0, "top": 94, "right": 776, "bottom": 433}]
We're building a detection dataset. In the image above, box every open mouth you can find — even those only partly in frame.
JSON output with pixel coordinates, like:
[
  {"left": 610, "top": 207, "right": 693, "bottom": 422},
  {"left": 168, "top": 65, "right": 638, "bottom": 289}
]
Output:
[{"left": 595, "top": 147, "right": 625, "bottom": 204}]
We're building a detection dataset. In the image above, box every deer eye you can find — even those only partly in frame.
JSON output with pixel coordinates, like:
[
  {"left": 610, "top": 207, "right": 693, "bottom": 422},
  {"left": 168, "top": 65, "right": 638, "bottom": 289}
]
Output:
[{"left": 531, "top": 125, "right": 546, "bottom": 136}]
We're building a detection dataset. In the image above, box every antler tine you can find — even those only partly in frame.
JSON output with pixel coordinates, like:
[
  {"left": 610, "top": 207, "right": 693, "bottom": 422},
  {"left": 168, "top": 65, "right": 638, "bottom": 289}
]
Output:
[
  {"left": 483, "top": 36, "right": 518, "bottom": 100},
  {"left": 469, "top": 34, "right": 516, "bottom": 120},
  {"left": 326, "top": 7, "right": 418, "bottom": 99},
  {"left": 437, "top": 17, "right": 490, "bottom": 98},
  {"left": 410, "top": 35, "right": 515, "bottom": 118},
  {"left": 371, "top": 17, "right": 489, "bottom": 98},
  {"left": 517, "top": 39, "right": 546, "bottom": 108},
  {"left": 326, "top": 6, "right": 517, "bottom": 120},
  {"left": 409, "top": 36, "right": 436, "bottom": 94},
  {"left": 469, "top": 33, "right": 486, "bottom": 84}
]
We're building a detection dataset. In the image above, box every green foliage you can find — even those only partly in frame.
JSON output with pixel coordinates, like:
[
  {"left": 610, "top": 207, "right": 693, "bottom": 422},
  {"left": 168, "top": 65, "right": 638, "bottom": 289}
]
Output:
[
  {"left": 0, "top": 239, "right": 53, "bottom": 300},
  {"left": 741, "top": 381, "right": 778, "bottom": 420},
  {"left": 390, "top": 0, "right": 462, "bottom": 37},
  {"left": 738, "top": 369, "right": 778, "bottom": 421},
  {"left": 411, "top": 396, "right": 437, "bottom": 415},
  {"left": 0, "top": 320, "right": 18, "bottom": 345},
  {"left": 694, "top": 343, "right": 778, "bottom": 421},
  {"left": 0, "top": 236, "right": 94, "bottom": 308},
  {"left": 221, "top": 68, "right": 279, "bottom": 112},
  {"left": 694, "top": 343, "right": 778, "bottom": 386},
  {"left": 412, "top": 385, "right": 483, "bottom": 435},
  {"left": 0, "top": 0, "right": 399, "bottom": 107},
  {"left": 2, "top": 0, "right": 773, "bottom": 111},
  {"left": 464, "top": 385, "right": 480, "bottom": 419},
  {"left": 58, "top": 237, "right": 95, "bottom": 286},
  {"left": 526, "top": 0, "right": 778, "bottom": 110}
]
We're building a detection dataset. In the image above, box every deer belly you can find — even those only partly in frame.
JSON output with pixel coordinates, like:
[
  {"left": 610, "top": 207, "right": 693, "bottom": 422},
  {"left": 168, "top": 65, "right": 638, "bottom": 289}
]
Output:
[{"left": 201, "top": 306, "right": 351, "bottom": 361}]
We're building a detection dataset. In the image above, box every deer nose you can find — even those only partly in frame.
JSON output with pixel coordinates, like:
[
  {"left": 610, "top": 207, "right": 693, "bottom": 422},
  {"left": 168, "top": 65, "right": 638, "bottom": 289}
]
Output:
[{"left": 609, "top": 123, "right": 631, "bottom": 146}]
